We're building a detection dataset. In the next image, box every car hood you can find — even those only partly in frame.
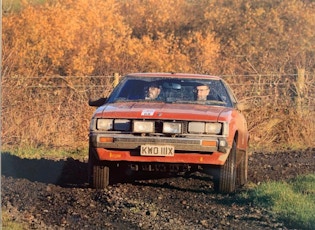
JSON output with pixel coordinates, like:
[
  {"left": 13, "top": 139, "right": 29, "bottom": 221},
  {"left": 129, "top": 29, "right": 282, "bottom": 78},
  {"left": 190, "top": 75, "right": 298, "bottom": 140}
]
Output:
[{"left": 94, "top": 102, "right": 233, "bottom": 122}]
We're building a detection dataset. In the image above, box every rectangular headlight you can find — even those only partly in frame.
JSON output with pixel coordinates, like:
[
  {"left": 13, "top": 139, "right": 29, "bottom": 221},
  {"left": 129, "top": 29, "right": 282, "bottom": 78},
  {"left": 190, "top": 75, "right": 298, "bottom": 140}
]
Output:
[
  {"left": 205, "top": 123, "right": 222, "bottom": 134},
  {"left": 97, "top": 119, "right": 113, "bottom": 130},
  {"left": 133, "top": 121, "right": 154, "bottom": 133},
  {"left": 114, "top": 119, "right": 131, "bottom": 131},
  {"left": 163, "top": 122, "right": 182, "bottom": 134},
  {"left": 188, "top": 122, "right": 205, "bottom": 133}
]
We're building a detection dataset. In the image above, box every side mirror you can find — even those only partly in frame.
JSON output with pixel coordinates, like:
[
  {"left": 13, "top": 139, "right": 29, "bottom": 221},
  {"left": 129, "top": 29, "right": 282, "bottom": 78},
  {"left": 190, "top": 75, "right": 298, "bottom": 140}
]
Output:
[
  {"left": 88, "top": 97, "right": 107, "bottom": 107},
  {"left": 236, "top": 102, "right": 250, "bottom": 112}
]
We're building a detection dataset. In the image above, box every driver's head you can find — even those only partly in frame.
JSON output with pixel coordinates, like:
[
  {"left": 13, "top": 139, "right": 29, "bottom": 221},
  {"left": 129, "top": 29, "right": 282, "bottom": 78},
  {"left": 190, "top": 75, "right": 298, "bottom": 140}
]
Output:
[
  {"left": 146, "top": 83, "right": 161, "bottom": 99},
  {"left": 196, "top": 84, "right": 210, "bottom": 101}
]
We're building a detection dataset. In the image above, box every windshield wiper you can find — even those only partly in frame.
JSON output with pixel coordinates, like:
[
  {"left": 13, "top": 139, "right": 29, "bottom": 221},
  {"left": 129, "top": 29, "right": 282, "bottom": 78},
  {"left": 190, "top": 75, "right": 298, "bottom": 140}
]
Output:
[
  {"left": 203, "top": 100, "right": 227, "bottom": 105},
  {"left": 170, "top": 100, "right": 227, "bottom": 105},
  {"left": 114, "top": 98, "right": 164, "bottom": 103},
  {"left": 171, "top": 100, "right": 196, "bottom": 104}
]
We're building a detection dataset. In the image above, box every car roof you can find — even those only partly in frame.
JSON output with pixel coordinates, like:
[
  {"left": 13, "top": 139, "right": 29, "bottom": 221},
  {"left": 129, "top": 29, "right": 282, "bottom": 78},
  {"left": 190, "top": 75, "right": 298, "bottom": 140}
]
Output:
[{"left": 125, "top": 72, "right": 222, "bottom": 80}]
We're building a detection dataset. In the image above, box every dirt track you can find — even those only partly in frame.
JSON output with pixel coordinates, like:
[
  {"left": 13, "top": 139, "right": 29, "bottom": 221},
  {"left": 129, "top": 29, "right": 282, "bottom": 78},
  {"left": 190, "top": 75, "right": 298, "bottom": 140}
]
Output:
[{"left": 1, "top": 149, "right": 314, "bottom": 229}]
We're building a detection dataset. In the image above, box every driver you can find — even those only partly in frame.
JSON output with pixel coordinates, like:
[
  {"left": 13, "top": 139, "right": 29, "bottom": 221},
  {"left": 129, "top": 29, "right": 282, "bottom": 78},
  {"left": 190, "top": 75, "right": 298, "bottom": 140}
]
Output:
[
  {"left": 145, "top": 83, "right": 161, "bottom": 100},
  {"left": 195, "top": 84, "right": 210, "bottom": 101}
]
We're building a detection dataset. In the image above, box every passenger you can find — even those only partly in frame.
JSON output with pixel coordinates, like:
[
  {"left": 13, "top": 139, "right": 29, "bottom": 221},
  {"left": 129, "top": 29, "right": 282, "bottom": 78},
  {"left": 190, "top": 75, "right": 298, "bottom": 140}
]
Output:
[{"left": 195, "top": 84, "right": 210, "bottom": 101}]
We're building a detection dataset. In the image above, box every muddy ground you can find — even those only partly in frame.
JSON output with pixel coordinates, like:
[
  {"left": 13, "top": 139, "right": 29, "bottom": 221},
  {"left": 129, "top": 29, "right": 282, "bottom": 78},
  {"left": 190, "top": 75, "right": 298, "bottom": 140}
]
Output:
[{"left": 1, "top": 149, "right": 314, "bottom": 229}]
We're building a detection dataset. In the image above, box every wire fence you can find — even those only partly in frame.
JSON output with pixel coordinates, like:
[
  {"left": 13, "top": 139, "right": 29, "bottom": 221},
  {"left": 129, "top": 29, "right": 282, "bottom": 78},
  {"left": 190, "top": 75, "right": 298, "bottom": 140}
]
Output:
[
  {"left": 3, "top": 73, "right": 315, "bottom": 107},
  {"left": 1, "top": 73, "right": 315, "bottom": 150}
]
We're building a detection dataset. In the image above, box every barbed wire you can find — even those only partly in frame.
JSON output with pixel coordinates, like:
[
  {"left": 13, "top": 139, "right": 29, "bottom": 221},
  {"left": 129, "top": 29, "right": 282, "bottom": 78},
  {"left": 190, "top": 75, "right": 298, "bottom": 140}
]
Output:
[{"left": 2, "top": 74, "right": 314, "bottom": 102}]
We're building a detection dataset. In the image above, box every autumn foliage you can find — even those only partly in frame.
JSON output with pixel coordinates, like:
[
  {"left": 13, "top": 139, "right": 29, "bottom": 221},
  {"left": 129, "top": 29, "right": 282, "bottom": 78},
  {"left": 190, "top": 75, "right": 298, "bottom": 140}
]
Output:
[
  {"left": 1, "top": 0, "right": 315, "bottom": 150},
  {"left": 3, "top": 0, "right": 314, "bottom": 77}
]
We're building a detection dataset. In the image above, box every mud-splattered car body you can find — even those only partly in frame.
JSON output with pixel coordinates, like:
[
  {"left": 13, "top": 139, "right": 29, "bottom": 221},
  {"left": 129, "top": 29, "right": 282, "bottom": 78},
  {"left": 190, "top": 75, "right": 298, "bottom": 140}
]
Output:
[{"left": 88, "top": 73, "right": 249, "bottom": 193}]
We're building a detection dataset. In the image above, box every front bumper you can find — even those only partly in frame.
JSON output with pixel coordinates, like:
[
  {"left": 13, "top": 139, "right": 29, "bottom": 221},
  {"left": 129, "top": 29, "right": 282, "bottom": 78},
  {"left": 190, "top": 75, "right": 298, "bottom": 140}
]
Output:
[
  {"left": 89, "top": 134, "right": 229, "bottom": 153},
  {"left": 89, "top": 134, "right": 231, "bottom": 165}
]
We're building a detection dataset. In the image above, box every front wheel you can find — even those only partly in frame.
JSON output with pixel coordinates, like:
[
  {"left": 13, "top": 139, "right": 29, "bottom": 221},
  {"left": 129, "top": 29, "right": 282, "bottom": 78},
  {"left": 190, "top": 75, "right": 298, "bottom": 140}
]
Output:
[
  {"left": 236, "top": 149, "right": 248, "bottom": 187},
  {"left": 93, "top": 163, "right": 110, "bottom": 189},
  {"left": 213, "top": 140, "right": 237, "bottom": 193},
  {"left": 88, "top": 148, "right": 110, "bottom": 189}
]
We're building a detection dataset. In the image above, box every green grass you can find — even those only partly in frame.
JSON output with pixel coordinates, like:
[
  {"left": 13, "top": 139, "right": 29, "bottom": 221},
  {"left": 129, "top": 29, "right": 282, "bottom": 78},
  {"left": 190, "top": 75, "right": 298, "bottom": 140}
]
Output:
[
  {"left": 240, "top": 174, "right": 315, "bottom": 229},
  {"left": 1, "top": 208, "right": 27, "bottom": 230},
  {"left": 1, "top": 145, "right": 88, "bottom": 160},
  {"left": 3, "top": 0, "right": 47, "bottom": 13}
]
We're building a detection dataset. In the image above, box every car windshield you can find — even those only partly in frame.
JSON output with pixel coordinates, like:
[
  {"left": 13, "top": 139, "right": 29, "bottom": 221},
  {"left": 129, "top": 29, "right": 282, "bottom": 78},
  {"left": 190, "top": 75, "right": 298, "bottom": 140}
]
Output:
[{"left": 108, "top": 77, "right": 233, "bottom": 107}]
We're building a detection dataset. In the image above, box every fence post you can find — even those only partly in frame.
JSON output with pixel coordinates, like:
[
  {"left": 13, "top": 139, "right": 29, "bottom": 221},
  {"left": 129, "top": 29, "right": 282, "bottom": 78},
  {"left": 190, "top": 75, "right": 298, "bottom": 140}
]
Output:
[
  {"left": 113, "top": 73, "right": 120, "bottom": 87},
  {"left": 295, "top": 68, "right": 305, "bottom": 116}
]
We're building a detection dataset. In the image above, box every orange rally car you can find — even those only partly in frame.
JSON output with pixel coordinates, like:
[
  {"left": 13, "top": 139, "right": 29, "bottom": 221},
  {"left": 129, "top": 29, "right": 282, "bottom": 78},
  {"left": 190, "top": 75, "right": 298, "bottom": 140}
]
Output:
[{"left": 88, "top": 73, "right": 250, "bottom": 193}]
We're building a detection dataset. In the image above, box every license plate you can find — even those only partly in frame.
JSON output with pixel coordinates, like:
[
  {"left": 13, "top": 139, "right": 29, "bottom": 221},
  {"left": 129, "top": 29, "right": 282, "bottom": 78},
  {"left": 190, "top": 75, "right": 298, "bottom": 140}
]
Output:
[{"left": 140, "top": 145, "right": 175, "bottom": 156}]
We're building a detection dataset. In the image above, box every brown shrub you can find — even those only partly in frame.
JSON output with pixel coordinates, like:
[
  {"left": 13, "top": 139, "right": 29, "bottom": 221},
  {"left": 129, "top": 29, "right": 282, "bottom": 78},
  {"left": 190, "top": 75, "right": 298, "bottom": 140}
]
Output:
[{"left": 1, "top": 75, "right": 114, "bottom": 149}]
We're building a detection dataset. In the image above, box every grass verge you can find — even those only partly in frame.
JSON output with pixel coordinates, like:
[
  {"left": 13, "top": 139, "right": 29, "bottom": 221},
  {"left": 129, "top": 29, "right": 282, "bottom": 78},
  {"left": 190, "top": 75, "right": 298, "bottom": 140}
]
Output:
[
  {"left": 240, "top": 174, "right": 315, "bottom": 229},
  {"left": 1, "top": 207, "right": 27, "bottom": 230},
  {"left": 1, "top": 145, "right": 88, "bottom": 160}
]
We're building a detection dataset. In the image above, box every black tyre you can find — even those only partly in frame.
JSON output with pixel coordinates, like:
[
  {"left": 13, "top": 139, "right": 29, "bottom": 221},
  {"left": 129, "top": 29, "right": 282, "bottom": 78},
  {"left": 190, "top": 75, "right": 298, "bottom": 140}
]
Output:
[
  {"left": 88, "top": 148, "right": 110, "bottom": 189},
  {"left": 93, "top": 163, "right": 110, "bottom": 189},
  {"left": 236, "top": 150, "right": 248, "bottom": 187},
  {"left": 213, "top": 140, "right": 236, "bottom": 193}
]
